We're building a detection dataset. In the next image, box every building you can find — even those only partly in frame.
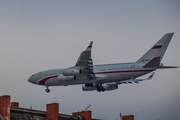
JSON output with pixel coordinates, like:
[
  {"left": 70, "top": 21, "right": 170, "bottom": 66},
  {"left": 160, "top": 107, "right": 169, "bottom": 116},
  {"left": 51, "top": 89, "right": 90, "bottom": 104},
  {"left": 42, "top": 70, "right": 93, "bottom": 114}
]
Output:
[
  {"left": 0, "top": 95, "right": 134, "bottom": 120},
  {"left": 0, "top": 95, "right": 100, "bottom": 120}
]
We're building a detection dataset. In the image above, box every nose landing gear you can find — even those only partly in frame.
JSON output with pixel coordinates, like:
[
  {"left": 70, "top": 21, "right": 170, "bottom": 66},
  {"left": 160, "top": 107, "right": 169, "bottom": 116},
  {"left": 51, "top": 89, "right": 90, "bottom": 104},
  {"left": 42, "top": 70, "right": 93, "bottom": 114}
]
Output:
[{"left": 45, "top": 86, "right": 50, "bottom": 93}]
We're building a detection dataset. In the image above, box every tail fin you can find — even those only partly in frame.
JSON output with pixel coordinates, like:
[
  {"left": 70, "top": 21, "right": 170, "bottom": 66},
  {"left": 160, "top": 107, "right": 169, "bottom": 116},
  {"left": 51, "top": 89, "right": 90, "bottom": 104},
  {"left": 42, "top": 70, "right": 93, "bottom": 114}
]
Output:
[{"left": 136, "top": 33, "right": 174, "bottom": 67}]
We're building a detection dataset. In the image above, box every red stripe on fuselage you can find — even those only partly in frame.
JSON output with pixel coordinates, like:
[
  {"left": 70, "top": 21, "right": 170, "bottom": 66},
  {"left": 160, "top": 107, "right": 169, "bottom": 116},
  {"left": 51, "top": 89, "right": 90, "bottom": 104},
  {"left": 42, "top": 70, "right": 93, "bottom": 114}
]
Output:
[{"left": 38, "top": 76, "right": 57, "bottom": 85}]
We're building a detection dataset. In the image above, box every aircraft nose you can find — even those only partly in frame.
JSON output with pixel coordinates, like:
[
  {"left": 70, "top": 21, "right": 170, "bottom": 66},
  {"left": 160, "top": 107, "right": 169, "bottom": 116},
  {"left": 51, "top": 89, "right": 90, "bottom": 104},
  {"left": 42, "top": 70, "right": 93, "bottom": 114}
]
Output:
[{"left": 28, "top": 75, "right": 37, "bottom": 84}]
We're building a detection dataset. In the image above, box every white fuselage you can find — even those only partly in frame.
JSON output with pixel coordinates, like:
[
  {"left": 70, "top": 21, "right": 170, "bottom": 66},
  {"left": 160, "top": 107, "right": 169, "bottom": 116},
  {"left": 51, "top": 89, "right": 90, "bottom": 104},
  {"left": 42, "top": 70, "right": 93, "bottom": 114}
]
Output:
[{"left": 28, "top": 62, "right": 154, "bottom": 86}]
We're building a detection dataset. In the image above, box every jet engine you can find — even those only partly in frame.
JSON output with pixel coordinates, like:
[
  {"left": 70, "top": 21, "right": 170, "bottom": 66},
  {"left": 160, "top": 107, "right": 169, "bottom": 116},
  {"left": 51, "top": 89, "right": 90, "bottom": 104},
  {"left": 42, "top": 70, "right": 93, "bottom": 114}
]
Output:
[
  {"left": 57, "top": 74, "right": 76, "bottom": 81},
  {"left": 82, "top": 84, "right": 118, "bottom": 91},
  {"left": 103, "top": 84, "right": 118, "bottom": 91},
  {"left": 82, "top": 85, "right": 96, "bottom": 91},
  {"left": 62, "top": 69, "right": 81, "bottom": 76}
]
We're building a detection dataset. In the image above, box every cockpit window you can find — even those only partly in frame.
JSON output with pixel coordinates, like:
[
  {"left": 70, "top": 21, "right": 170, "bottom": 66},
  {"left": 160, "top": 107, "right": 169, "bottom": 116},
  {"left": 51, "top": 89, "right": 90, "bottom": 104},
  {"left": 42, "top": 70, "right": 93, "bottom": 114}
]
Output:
[{"left": 30, "top": 75, "right": 35, "bottom": 79}]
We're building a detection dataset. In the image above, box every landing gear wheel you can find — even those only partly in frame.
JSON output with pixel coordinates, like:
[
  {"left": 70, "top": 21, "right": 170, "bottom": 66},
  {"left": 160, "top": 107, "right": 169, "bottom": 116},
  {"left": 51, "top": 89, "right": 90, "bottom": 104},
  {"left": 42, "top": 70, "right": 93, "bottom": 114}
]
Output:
[
  {"left": 85, "top": 83, "right": 90, "bottom": 87},
  {"left": 96, "top": 84, "right": 105, "bottom": 92},
  {"left": 100, "top": 86, "right": 105, "bottom": 92},
  {"left": 45, "top": 86, "right": 50, "bottom": 93},
  {"left": 45, "top": 88, "right": 50, "bottom": 93},
  {"left": 97, "top": 88, "right": 101, "bottom": 92},
  {"left": 85, "top": 83, "right": 94, "bottom": 88},
  {"left": 89, "top": 83, "right": 93, "bottom": 87}
]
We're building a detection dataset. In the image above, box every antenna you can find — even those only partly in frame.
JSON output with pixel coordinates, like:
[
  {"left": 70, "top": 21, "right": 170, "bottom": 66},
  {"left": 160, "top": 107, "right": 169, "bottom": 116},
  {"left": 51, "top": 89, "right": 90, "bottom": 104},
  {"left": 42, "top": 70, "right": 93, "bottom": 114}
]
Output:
[
  {"left": 84, "top": 105, "right": 91, "bottom": 111},
  {"left": 75, "top": 105, "right": 92, "bottom": 120},
  {"left": 120, "top": 113, "right": 122, "bottom": 120}
]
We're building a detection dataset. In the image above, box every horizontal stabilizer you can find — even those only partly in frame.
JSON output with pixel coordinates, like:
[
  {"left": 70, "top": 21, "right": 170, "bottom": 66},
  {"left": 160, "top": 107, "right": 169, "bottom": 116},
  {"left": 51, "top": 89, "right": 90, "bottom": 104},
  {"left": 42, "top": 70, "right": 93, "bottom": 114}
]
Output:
[
  {"left": 143, "top": 56, "right": 160, "bottom": 68},
  {"left": 143, "top": 56, "right": 179, "bottom": 69},
  {"left": 158, "top": 66, "right": 179, "bottom": 69}
]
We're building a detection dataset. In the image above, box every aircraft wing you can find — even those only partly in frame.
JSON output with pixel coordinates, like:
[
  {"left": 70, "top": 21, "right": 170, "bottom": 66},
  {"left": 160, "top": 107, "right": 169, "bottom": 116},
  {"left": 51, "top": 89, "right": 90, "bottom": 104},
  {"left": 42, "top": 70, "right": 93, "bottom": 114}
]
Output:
[
  {"left": 118, "top": 72, "right": 155, "bottom": 84},
  {"left": 75, "top": 41, "right": 96, "bottom": 79}
]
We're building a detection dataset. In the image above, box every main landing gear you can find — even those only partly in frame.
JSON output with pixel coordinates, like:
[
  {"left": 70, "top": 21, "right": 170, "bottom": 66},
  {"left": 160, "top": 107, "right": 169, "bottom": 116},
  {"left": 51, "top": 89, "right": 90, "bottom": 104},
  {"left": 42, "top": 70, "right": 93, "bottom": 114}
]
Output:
[
  {"left": 96, "top": 84, "right": 105, "bottom": 92},
  {"left": 85, "top": 83, "right": 94, "bottom": 87},
  {"left": 85, "top": 83, "right": 105, "bottom": 92},
  {"left": 45, "top": 86, "right": 50, "bottom": 93}
]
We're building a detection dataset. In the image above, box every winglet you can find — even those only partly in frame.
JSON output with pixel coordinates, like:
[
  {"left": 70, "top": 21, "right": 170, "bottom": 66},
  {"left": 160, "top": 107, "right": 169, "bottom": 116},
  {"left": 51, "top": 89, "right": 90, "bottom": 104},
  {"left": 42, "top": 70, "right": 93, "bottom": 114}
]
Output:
[
  {"left": 147, "top": 72, "right": 155, "bottom": 80},
  {"left": 85, "top": 41, "right": 93, "bottom": 51}
]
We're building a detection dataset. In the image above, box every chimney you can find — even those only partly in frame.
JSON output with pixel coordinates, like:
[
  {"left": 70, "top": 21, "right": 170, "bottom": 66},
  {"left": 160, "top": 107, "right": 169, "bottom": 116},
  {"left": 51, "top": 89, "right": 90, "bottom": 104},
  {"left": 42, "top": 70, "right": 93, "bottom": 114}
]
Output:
[
  {"left": 0, "top": 95, "right": 10, "bottom": 120},
  {"left": 10, "top": 102, "right": 19, "bottom": 108},
  {"left": 46, "top": 103, "right": 59, "bottom": 120},
  {"left": 72, "top": 110, "right": 92, "bottom": 120},
  {"left": 122, "top": 115, "right": 134, "bottom": 120}
]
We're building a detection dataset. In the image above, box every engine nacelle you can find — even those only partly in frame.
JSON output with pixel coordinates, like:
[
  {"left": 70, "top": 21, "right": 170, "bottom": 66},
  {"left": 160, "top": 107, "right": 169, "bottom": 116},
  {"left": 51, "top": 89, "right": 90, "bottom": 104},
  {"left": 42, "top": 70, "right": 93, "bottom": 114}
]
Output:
[
  {"left": 82, "top": 85, "right": 96, "bottom": 91},
  {"left": 82, "top": 86, "right": 96, "bottom": 91},
  {"left": 103, "top": 84, "right": 118, "bottom": 91},
  {"left": 62, "top": 69, "right": 81, "bottom": 76},
  {"left": 57, "top": 74, "right": 76, "bottom": 81},
  {"left": 82, "top": 84, "right": 118, "bottom": 91}
]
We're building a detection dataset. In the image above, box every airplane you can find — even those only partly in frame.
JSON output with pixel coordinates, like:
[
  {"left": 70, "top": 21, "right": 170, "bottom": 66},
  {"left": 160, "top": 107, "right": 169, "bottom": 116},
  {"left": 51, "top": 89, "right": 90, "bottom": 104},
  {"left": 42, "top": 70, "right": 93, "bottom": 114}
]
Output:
[{"left": 28, "top": 33, "right": 178, "bottom": 92}]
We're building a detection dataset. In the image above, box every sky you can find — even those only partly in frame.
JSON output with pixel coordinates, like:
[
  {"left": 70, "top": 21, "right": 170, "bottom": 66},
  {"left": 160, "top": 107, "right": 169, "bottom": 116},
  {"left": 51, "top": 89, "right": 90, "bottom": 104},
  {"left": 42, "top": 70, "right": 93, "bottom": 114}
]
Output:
[{"left": 0, "top": 0, "right": 180, "bottom": 120}]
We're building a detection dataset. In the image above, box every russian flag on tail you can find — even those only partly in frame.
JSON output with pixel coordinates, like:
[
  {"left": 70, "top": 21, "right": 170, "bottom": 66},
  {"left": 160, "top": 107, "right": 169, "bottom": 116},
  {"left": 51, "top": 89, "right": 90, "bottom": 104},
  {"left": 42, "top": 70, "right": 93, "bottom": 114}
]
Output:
[{"left": 152, "top": 43, "right": 163, "bottom": 49}]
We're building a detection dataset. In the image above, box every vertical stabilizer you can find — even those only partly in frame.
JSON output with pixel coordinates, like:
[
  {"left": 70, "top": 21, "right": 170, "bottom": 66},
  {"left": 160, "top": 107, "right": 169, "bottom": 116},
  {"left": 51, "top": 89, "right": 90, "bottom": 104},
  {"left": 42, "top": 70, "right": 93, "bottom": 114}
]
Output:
[{"left": 136, "top": 33, "right": 174, "bottom": 66}]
